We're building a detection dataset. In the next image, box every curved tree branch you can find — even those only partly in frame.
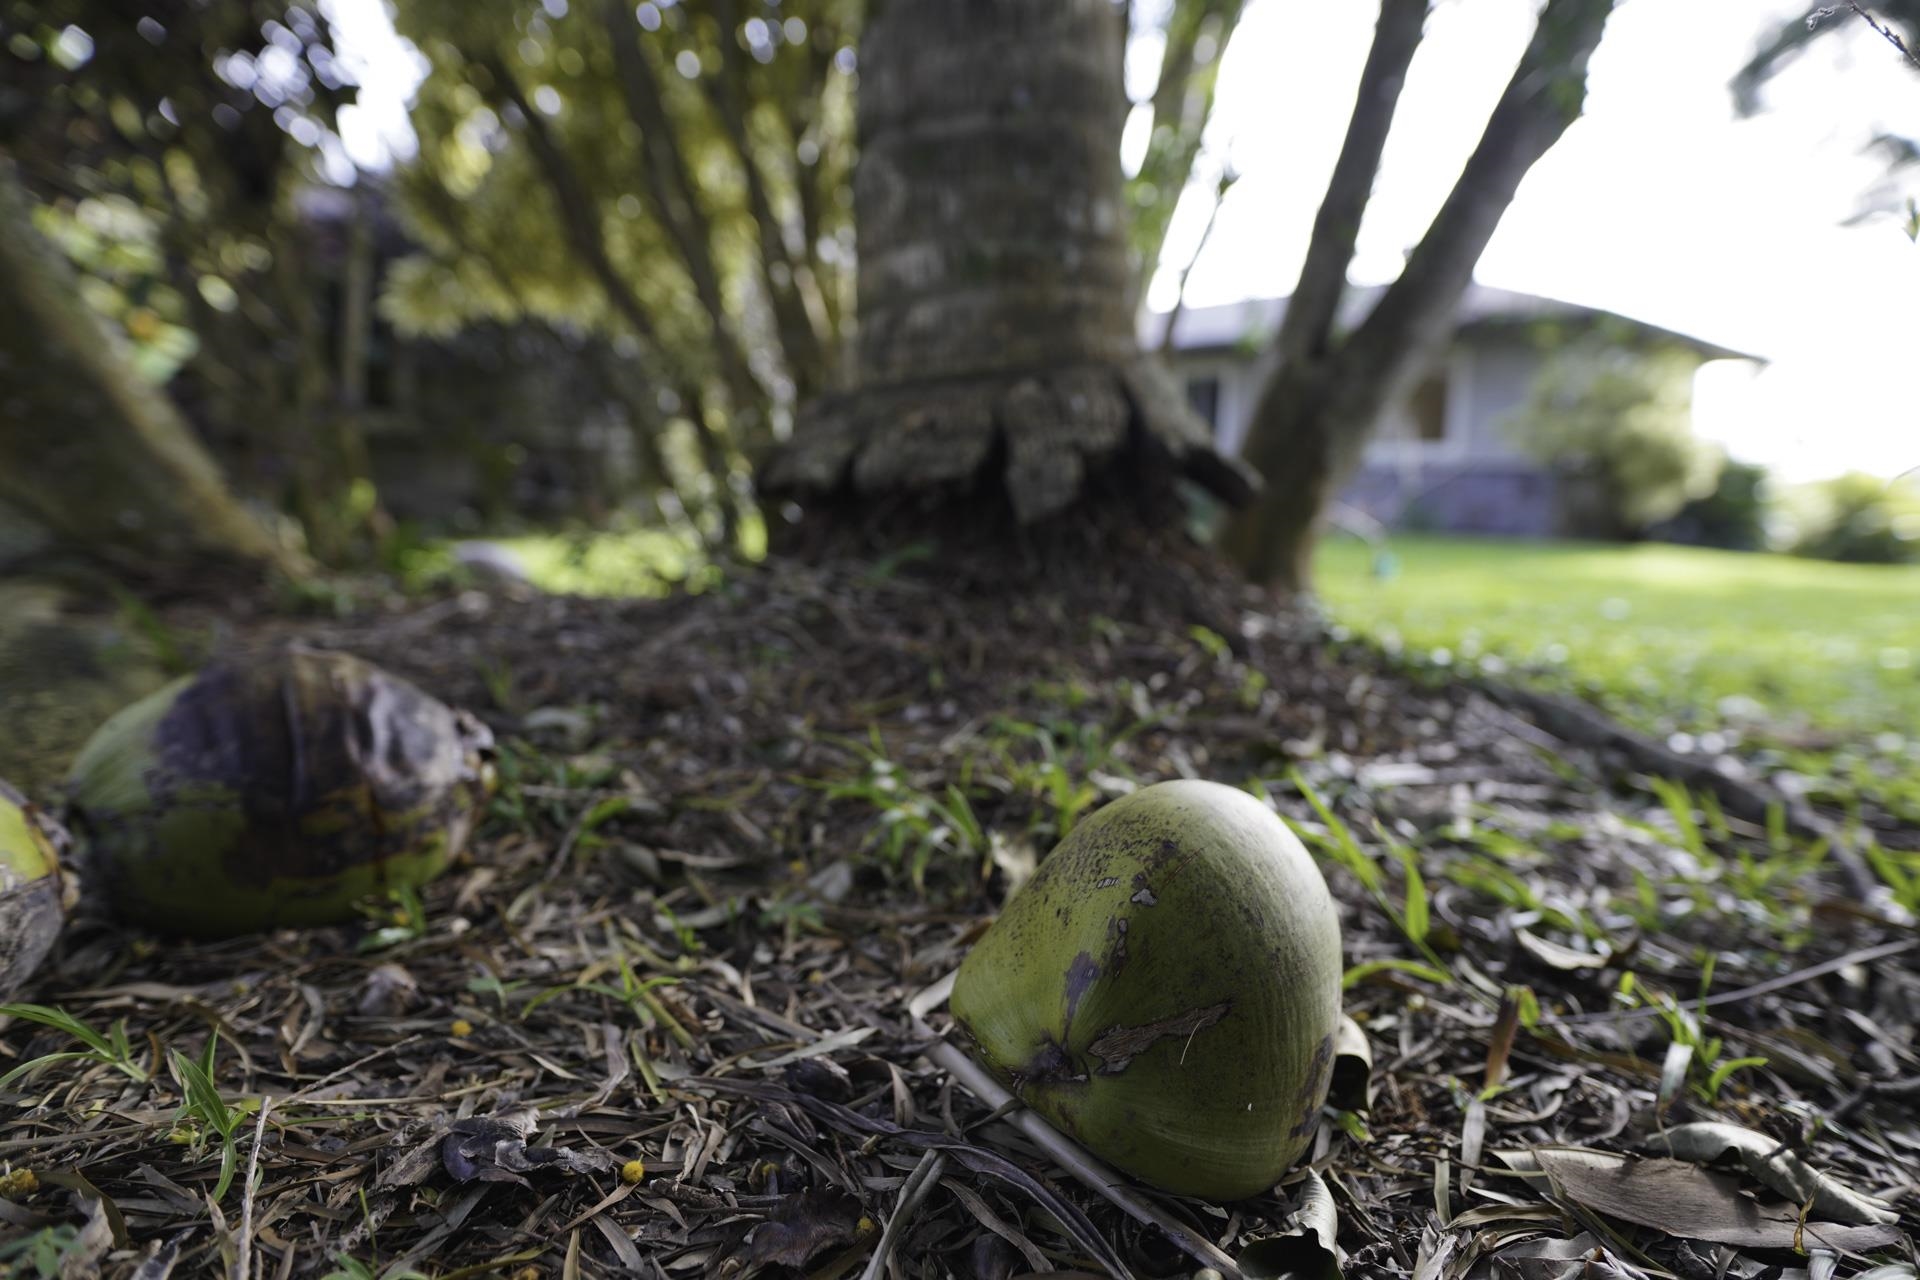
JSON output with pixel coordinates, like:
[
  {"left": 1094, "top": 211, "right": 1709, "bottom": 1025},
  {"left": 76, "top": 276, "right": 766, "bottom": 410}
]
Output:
[
  {"left": 602, "top": 0, "right": 778, "bottom": 432},
  {"left": 1337, "top": 0, "right": 1616, "bottom": 417},
  {"left": 1274, "top": 0, "right": 1429, "bottom": 367},
  {"left": 477, "top": 49, "right": 748, "bottom": 545},
  {"left": 1224, "top": 0, "right": 1618, "bottom": 592}
]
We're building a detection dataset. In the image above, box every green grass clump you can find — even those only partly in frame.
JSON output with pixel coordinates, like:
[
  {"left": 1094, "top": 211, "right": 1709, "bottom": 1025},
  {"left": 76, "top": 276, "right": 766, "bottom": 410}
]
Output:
[{"left": 1315, "top": 535, "right": 1920, "bottom": 815}]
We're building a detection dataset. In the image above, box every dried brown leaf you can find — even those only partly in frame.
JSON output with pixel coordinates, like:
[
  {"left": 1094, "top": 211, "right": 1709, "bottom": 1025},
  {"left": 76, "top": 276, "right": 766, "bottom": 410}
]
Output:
[
  {"left": 1237, "top": 1169, "right": 1342, "bottom": 1280},
  {"left": 1530, "top": 1147, "right": 1902, "bottom": 1252},
  {"left": 1514, "top": 930, "right": 1610, "bottom": 972},
  {"left": 1648, "top": 1123, "right": 1899, "bottom": 1226},
  {"left": 1328, "top": 1015, "right": 1373, "bottom": 1113},
  {"left": 747, "top": 1188, "right": 869, "bottom": 1268}
]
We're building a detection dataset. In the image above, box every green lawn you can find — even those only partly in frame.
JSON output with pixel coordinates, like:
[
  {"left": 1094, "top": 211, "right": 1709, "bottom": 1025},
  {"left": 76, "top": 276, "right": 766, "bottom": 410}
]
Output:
[{"left": 1314, "top": 535, "right": 1920, "bottom": 816}]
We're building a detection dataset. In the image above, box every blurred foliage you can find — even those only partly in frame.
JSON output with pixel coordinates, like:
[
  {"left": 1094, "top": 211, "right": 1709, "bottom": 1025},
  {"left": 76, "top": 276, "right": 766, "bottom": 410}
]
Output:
[
  {"left": 1735, "top": 1, "right": 1920, "bottom": 234},
  {"left": 497, "top": 518, "right": 765, "bottom": 596},
  {"left": 375, "top": 0, "right": 1253, "bottom": 548},
  {"left": 389, "top": 1, "right": 853, "bottom": 402},
  {"left": 1786, "top": 471, "right": 1920, "bottom": 565},
  {"left": 1125, "top": 0, "right": 1247, "bottom": 300},
  {"left": 1507, "top": 348, "right": 1725, "bottom": 540},
  {"left": 1648, "top": 459, "right": 1772, "bottom": 553},
  {"left": 0, "top": 0, "right": 399, "bottom": 562},
  {"left": 1734, "top": 1, "right": 1920, "bottom": 113},
  {"left": 384, "top": 0, "right": 865, "bottom": 549},
  {"left": 1, "top": 0, "right": 1250, "bottom": 567}
]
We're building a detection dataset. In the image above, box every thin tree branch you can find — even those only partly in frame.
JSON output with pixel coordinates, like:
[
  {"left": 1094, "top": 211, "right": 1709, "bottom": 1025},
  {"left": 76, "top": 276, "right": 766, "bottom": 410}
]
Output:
[
  {"left": 1129, "top": 0, "right": 1250, "bottom": 300},
  {"left": 602, "top": 0, "right": 773, "bottom": 425},
  {"left": 1338, "top": 0, "right": 1616, "bottom": 406},
  {"left": 1832, "top": 2, "right": 1920, "bottom": 70},
  {"left": 763, "top": 25, "right": 847, "bottom": 362},
  {"left": 1736, "top": 1, "right": 1920, "bottom": 112},
  {"left": 699, "top": 0, "right": 832, "bottom": 394},
  {"left": 1274, "top": 0, "right": 1429, "bottom": 367},
  {"left": 479, "top": 50, "right": 749, "bottom": 541},
  {"left": 1158, "top": 166, "right": 1239, "bottom": 353}
]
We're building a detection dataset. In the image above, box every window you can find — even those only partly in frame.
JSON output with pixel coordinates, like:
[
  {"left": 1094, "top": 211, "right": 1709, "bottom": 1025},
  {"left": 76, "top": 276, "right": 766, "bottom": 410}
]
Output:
[
  {"left": 1410, "top": 370, "right": 1448, "bottom": 442},
  {"left": 1185, "top": 375, "right": 1221, "bottom": 429}
]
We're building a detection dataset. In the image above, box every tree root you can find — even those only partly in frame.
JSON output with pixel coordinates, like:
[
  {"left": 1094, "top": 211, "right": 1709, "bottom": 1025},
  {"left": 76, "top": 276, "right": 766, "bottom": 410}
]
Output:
[{"left": 1485, "top": 681, "right": 1880, "bottom": 900}]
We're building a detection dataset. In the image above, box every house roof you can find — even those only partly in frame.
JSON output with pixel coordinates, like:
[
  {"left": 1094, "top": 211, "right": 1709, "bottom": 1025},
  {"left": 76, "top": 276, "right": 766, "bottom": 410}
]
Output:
[{"left": 1146, "top": 284, "right": 1764, "bottom": 364}]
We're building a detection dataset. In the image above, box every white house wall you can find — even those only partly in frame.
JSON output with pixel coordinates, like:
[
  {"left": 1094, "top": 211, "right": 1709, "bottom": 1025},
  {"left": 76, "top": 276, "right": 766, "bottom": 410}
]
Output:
[{"left": 1454, "top": 337, "right": 1546, "bottom": 460}]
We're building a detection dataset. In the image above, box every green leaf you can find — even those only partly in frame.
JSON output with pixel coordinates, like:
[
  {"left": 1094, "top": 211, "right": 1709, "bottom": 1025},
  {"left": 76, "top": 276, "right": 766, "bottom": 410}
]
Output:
[
  {"left": 0, "top": 1004, "right": 115, "bottom": 1056},
  {"left": 1398, "top": 850, "right": 1429, "bottom": 945},
  {"left": 1343, "top": 958, "right": 1453, "bottom": 989},
  {"left": 0, "top": 1050, "right": 98, "bottom": 1091},
  {"left": 1703, "top": 1055, "right": 1770, "bottom": 1099},
  {"left": 1290, "top": 771, "right": 1381, "bottom": 892},
  {"left": 212, "top": 1135, "right": 240, "bottom": 1203}
]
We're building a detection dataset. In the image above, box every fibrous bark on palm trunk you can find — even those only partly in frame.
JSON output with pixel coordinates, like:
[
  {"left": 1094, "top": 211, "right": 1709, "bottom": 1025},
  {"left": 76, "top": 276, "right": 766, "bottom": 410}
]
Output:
[{"left": 766, "top": 0, "right": 1250, "bottom": 529}]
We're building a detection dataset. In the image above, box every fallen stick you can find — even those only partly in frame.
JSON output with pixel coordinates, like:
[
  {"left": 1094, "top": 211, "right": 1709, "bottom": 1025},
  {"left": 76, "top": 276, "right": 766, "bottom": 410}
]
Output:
[
  {"left": 908, "top": 971, "right": 1244, "bottom": 1279},
  {"left": 1483, "top": 682, "right": 1881, "bottom": 901}
]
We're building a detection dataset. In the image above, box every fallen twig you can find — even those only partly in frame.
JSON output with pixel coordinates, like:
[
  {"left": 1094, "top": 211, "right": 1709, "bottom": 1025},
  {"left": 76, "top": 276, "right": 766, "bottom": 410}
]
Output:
[
  {"left": 860, "top": 1148, "right": 947, "bottom": 1280},
  {"left": 231, "top": 1095, "right": 271, "bottom": 1280},
  {"left": 907, "top": 972, "right": 1245, "bottom": 1279},
  {"left": 1485, "top": 681, "right": 1880, "bottom": 899},
  {"left": 1543, "top": 937, "right": 1918, "bottom": 1027}
]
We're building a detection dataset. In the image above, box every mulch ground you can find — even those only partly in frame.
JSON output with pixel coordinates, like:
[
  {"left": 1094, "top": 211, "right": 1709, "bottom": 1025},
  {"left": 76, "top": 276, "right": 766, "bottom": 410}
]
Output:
[{"left": 2, "top": 545, "right": 1916, "bottom": 1279}]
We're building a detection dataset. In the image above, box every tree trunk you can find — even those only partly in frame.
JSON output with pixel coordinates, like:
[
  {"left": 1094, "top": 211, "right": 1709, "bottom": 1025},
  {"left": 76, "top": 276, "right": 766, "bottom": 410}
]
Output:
[
  {"left": 1223, "top": 0, "right": 1616, "bottom": 595},
  {"left": 0, "top": 160, "right": 304, "bottom": 582},
  {"left": 765, "top": 0, "right": 1251, "bottom": 528}
]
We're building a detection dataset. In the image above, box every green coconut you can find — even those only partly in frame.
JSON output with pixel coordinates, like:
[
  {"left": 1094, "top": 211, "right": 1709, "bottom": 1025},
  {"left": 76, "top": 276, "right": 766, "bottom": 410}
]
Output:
[
  {"left": 950, "top": 780, "right": 1343, "bottom": 1201},
  {"left": 0, "top": 777, "right": 70, "bottom": 999},
  {"left": 67, "top": 646, "right": 494, "bottom": 939}
]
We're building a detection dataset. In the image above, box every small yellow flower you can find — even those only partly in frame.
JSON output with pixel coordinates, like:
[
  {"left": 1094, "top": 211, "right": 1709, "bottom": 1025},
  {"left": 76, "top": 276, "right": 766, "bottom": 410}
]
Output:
[
  {"left": 787, "top": 859, "right": 807, "bottom": 876},
  {"left": 450, "top": 1019, "right": 474, "bottom": 1038},
  {"left": 806, "top": 970, "right": 826, "bottom": 984},
  {"left": 620, "top": 1159, "right": 646, "bottom": 1185},
  {"left": 0, "top": 1169, "right": 37, "bottom": 1199},
  {"left": 856, "top": 1215, "right": 877, "bottom": 1236},
  {"left": 511, "top": 1268, "right": 542, "bottom": 1280}
]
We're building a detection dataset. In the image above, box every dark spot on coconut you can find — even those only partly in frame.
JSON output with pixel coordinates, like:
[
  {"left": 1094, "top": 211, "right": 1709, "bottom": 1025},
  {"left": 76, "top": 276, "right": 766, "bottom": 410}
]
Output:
[
  {"left": 1015, "top": 1037, "right": 1086, "bottom": 1088},
  {"left": 1063, "top": 949, "right": 1101, "bottom": 1024},
  {"left": 1289, "top": 1030, "right": 1336, "bottom": 1138},
  {"left": 1086, "top": 1001, "right": 1230, "bottom": 1074},
  {"left": 1129, "top": 872, "right": 1158, "bottom": 905},
  {"left": 143, "top": 650, "right": 491, "bottom": 888},
  {"left": 1103, "top": 915, "right": 1129, "bottom": 976},
  {"left": 1094, "top": 876, "right": 1120, "bottom": 889}
]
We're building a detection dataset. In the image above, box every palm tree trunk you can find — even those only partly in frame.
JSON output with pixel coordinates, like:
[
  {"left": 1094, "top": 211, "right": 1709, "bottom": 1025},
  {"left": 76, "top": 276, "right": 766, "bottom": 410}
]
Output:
[
  {"left": 765, "top": 0, "right": 1250, "bottom": 528},
  {"left": 0, "top": 160, "right": 304, "bottom": 582}
]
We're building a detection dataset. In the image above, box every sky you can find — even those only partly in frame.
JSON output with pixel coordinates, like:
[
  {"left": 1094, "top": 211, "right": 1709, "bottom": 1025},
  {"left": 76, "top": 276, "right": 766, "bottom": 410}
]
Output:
[
  {"left": 324, "top": 0, "right": 1920, "bottom": 483},
  {"left": 1132, "top": 0, "right": 1920, "bottom": 483}
]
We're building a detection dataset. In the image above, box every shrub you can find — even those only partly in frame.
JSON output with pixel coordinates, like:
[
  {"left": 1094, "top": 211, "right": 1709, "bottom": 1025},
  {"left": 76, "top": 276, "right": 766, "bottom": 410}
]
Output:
[
  {"left": 1507, "top": 348, "right": 1724, "bottom": 541},
  {"left": 1648, "top": 459, "right": 1772, "bottom": 551},
  {"left": 1788, "top": 472, "right": 1920, "bottom": 564}
]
